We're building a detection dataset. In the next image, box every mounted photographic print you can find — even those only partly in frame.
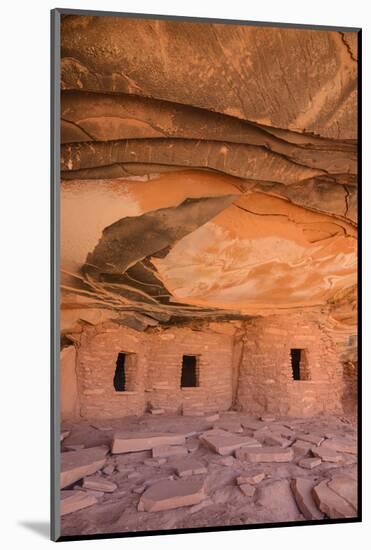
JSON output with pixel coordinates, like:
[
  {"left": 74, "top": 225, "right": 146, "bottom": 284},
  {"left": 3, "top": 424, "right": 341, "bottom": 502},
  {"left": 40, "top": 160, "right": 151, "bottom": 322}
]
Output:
[{"left": 51, "top": 9, "right": 361, "bottom": 541}]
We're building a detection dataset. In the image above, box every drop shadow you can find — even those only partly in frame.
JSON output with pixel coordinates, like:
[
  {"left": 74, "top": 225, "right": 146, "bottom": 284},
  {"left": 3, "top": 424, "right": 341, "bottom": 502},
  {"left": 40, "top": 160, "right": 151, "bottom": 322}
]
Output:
[{"left": 18, "top": 521, "right": 50, "bottom": 539}]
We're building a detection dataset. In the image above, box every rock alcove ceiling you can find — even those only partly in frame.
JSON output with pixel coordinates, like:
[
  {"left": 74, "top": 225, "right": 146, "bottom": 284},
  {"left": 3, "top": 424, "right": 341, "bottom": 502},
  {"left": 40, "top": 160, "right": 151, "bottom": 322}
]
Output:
[{"left": 60, "top": 16, "right": 357, "bottom": 352}]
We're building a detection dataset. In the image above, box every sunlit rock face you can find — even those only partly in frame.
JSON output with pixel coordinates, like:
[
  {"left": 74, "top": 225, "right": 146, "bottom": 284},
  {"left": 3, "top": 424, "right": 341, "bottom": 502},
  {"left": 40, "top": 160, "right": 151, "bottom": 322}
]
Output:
[
  {"left": 61, "top": 16, "right": 357, "bottom": 138},
  {"left": 152, "top": 191, "right": 356, "bottom": 314},
  {"left": 61, "top": 171, "right": 240, "bottom": 273},
  {"left": 60, "top": 15, "right": 358, "bottom": 341}
]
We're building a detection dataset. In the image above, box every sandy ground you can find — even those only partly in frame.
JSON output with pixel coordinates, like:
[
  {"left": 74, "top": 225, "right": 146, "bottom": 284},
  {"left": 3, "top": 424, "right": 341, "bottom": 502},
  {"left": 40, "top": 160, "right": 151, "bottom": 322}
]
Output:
[{"left": 60, "top": 412, "right": 357, "bottom": 536}]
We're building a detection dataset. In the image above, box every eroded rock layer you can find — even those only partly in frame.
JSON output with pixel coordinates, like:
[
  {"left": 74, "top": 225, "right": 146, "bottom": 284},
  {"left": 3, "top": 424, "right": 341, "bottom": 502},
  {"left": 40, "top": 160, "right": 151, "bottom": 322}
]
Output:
[{"left": 60, "top": 15, "right": 358, "bottom": 368}]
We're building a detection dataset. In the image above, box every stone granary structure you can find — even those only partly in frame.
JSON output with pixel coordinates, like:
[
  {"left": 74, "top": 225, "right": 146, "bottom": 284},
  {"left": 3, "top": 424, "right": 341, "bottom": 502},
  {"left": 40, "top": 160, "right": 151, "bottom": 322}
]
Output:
[
  {"left": 58, "top": 15, "right": 359, "bottom": 535},
  {"left": 62, "top": 313, "right": 351, "bottom": 421},
  {"left": 60, "top": 16, "right": 358, "bottom": 423}
]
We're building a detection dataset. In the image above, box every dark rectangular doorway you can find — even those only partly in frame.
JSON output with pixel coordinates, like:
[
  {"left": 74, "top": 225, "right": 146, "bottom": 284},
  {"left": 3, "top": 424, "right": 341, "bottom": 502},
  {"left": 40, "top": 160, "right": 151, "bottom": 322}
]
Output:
[
  {"left": 114, "top": 352, "right": 126, "bottom": 391},
  {"left": 291, "top": 348, "right": 302, "bottom": 380},
  {"left": 181, "top": 355, "right": 198, "bottom": 387}
]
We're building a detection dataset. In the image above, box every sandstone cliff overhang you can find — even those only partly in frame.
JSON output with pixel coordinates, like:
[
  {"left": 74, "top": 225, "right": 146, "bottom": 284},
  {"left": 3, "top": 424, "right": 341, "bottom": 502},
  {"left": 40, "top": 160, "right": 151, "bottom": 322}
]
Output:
[{"left": 59, "top": 16, "right": 358, "bottom": 336}]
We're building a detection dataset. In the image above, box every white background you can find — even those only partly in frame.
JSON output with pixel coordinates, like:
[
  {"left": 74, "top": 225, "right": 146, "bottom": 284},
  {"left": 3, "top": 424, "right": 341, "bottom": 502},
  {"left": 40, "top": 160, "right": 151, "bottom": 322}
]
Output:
[{"left": 0, "top": 0, "right": 369, "bottom": 548}]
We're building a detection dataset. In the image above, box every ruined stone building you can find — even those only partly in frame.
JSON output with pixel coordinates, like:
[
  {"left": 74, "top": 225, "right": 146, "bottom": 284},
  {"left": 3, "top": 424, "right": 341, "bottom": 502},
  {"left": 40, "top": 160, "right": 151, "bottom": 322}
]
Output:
[
  {"left": 62, "top": 311, "right": 355, "bottom": 421},
  {"left": 59, "top": 16, "right": 358, "bottom": 424}
]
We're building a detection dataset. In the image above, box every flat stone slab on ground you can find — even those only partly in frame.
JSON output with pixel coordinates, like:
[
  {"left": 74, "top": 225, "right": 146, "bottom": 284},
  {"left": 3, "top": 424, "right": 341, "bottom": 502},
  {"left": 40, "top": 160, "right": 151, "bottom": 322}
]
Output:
[
  {"left": 152, "top": 444, "right": 188, "bottom": 458},
  {"left": 235, "top": 446, "right": 294, "bottom": 462},
  {"left": 241, "top": 420, "right": 269, "bottom": 432},
  {"left": 340, "top": 454, "right": 357, "bottom": 466},
  {"left": 183, "top": 410, "right": 205, "bottom": 417},
  {"left": 60, "top": 431, "right": 70, "bottom": 442},
  {"left": 292, "top": 440, "right": 313, "bottom": 455},
  {"left": 205, "top": 414, "right": 219, "bottom": 422},
  {"left": 64, "top": 444, "right": 85, "bottom": 452},
  {"left": 269, "top": 424, "right": 296, "bottom": 438},
  {"left": 116, "top": 465, "right": 135, "bottom": 475},
  {"left": 213, "top": 455, "right": 235, "bottom": 466},
  {"left": 128, "top": 471, "right": 141, "bottom": 479},
  {"left": 132, "top": 476, "right": 175, "bottom": 494},
  {"left": 253, "top": 429, "right": 270, "bottom": 443},
  {"left": 132, "top": 485, "right": 147, "bottom": 495},
  {"left": 212, "top": 485, "right": 238, "bottom": 504},
  {"left": 60, "top": 490, "right": 98, "bottom": 516},
  {"left": 298, "top": 457, "right": 321, "bottom": 469},
  {"left": 260, "top": 415, "right": 275, "bottom": 422},
  {"left": 285, "top": 418, "right": 308, "bottom": 426},
  {"left": 313, "top": 480, "right": 356, "bottom": 518},
  {"left": 82, "top": 476, "right": 117, "bottom": 493},
  {"left": 102, "top": 464, "right": 115, "bottom": 475},
  {"left": 344, "top": 465, "right": 357, "bottom": 481},
  {"left": 237, "top": 472, "right": 265, "bottom": 485},
  {"left": 189, "top": 498, "right": 213, "bottom": 513},
  {"left": 91, "top": 424, "right": 113, "bottom": 432},
  {"left": 115, "top": 450, "right": 151, "bottom": 465},
  {"left": 321, "top": 438, "right": 357, "bottom": 455},
  {"left": 239, "top": 484, "right": 256, "bottom": 497},
  {"left": 61, "top": 446, "right": 109, "bottom": 489},
  {"left": 150, "top": 408, "right": 165, "bottom": 415},
  {"left": 257, "top": 479, "right": 303, "bottom": 522},
  {"left": 263, "top": 433, "right": 292, "bottom": 448},
  {"left": 138, "top": 476, "right": 205, "bottom": 512},
  {"left": 169, "top": 457, "right": 207, "bottom": 477},
  {"left": 186, "top": 439, "right": 200, "bottom": 453},
  {"left": 200, "top": 430, "right": 261, "bottom": 456},
  {"left": 328, "top": 476, "right": 357, "bottom": 509},
  {"left": 144, "top": 457, "right": 167, "bottom": 466},
  {"left": 80, "top": 489, "right": 104, "bottom": 499},
  {"left": 291, "top": 478, "right": 324, "bottom": 520},
  {"left": 142, "top": 475, "right": 175, "bottom": 489},
  {"left": 112, "top": 432, "right": 186, "bottom": 454},
  {"left": 214, "top": 419, "right": 243, "bottom": 433},
  {"left": 295, "top": 432, "right": 324, "bottom": 446},
  {"left": 311, "top": 446, "right": 343, "bottom": 463}
]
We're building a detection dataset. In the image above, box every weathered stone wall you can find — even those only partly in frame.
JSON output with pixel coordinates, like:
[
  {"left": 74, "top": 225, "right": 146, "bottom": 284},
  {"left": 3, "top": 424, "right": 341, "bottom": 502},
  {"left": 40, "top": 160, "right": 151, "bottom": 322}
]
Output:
[
  {"left": 76, "top": 323, "right": 148, "bottom": 419},
  {"left": 74, "top": 323, "right": 233, "bottom": 419},
  {"left": 68, "top": 313, "right": 348, "bottom": 420},
  {"left": 145, "top": 327, "right": 234, "bottom": 415},
  {"left": 60, "top": 345, "right": 80, "bottom": 421},
  {"left": 236, "top": 313, "right": 344, "bottom": 416},
  {"left": 341, "top": 360, "right": 358, "bottom": 416}
]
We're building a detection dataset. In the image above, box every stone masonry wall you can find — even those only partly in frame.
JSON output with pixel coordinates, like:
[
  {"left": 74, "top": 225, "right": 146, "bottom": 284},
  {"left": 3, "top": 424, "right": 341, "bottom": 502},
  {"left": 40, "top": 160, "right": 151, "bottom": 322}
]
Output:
[
  {"left": 69, "top": 313, "right": 346, "bottom": 420},
  {"left": 236, "top": 312, "right": 344, "bottom": 416},
  {"left": 74, "top": 322, "right": 234, "bottom": 419},
  {"left": 341, "top": 360, "right": 357, "bottom": 416},
  {"left": 145, "top": 327, "right": 234, "bottom": 415},
  {"left": 76, "top": 323, "right": 148, "bottom": 419},
  {"left": 60, "top": 345, "right": 80, "bottom": 421}
]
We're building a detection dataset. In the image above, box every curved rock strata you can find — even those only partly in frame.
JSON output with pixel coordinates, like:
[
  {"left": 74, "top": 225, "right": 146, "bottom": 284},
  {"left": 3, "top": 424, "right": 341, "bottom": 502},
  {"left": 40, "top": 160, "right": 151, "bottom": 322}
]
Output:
[
  {"left": 61, "top": 17, "right": 357, "bottom": 138},
  {"left": 59, "top": 15, "right": 358, "bottom": 410}
]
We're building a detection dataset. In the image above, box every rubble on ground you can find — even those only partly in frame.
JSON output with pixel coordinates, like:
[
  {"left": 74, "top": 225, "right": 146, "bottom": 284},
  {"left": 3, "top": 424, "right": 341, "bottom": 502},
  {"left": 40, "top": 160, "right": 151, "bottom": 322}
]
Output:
[
  {"left": 60, "top": 412, "right": 358, "bottom": 535},
  {"left": 60, "top": 446, "right": 109, "bottom": 489}
]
